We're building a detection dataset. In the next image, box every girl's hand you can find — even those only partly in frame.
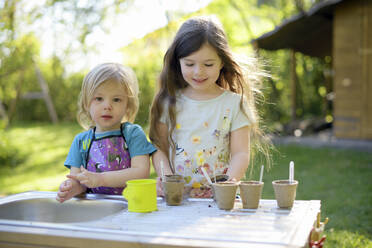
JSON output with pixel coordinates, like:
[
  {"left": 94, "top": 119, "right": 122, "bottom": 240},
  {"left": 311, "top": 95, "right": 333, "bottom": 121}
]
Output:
[{"left": 67, "top": 166, "right": 103, "bottom": 188}]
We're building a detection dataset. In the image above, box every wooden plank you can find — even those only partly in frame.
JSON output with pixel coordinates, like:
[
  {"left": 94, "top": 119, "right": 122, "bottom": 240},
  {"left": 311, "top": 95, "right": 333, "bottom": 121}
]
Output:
[
  {"left": 361, "top": 0, "right": 372, "bottom": 139},
  {"left": 333, "top": 0, "right": 364, "bottom": 139},
  {"left": 335, "top": 89, "right": 362, "bottom": 99},
  {"left": 333, "top": 0, "right": 372, "bottom": 140},
  {"left": 334, "top": 116, "right": 360, "bottom": 138},
  {"left": 334, "top": 100, "right": 362, "bottom": 112}
]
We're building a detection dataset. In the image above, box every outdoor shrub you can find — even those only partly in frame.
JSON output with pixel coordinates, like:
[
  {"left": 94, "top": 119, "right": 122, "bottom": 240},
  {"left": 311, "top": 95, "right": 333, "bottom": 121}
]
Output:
[{"left": 0, "top": 130, "right": 23, "bottom": 167}]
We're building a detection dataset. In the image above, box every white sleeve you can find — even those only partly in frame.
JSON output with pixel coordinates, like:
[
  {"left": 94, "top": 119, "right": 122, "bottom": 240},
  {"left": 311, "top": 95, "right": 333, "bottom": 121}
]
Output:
[{"left": 231, "top": 96, "right": 255, "bottom": 131}]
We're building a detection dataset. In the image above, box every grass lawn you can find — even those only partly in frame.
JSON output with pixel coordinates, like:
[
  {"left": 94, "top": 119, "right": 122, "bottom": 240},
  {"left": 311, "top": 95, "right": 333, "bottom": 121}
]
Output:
[{"left": 1, "top": 122, "right": 371, "bottom": 247}]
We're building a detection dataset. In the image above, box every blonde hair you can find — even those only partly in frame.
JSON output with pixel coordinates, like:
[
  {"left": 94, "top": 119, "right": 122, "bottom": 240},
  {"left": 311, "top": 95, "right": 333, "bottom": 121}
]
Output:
[
  {"left": 150, "top": 16, "right": 272, "bottom": 172},
  {"left": 77, "top": 63, "right": 139, "bottom": 129}
]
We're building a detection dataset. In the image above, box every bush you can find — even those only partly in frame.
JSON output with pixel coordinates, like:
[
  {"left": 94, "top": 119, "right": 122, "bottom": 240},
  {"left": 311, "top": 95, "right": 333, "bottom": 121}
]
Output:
[{"left": 0, "top": 129, "right": 22, "bottom": 167}]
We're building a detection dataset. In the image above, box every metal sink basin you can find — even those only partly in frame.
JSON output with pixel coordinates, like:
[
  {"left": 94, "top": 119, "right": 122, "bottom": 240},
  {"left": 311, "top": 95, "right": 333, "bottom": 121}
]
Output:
[{"left": 0, "top": 191, "right": 127, "bottom": 223}]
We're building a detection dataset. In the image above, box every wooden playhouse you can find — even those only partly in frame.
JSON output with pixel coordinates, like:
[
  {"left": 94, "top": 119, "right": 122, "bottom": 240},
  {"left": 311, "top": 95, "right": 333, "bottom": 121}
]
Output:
[{"left": 252, "top": 0, "right": 372, "bottom": 140}]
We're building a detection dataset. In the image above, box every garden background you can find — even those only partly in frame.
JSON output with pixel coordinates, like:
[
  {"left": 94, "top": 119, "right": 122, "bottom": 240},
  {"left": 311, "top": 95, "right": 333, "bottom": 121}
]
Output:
[{"left": 0, "top": 0, "right": 371, "bottom": 247}]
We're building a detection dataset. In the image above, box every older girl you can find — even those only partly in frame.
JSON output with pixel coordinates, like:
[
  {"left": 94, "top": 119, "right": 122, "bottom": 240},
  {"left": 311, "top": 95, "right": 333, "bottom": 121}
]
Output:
[{"left": 150, "top": 16, "right": 271, "bottom": 198}]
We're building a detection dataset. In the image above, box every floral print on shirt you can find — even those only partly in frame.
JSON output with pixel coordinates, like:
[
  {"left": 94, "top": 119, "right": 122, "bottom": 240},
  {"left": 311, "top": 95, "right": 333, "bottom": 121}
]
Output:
[{"left": 174, "top": 108, "right": 232, "bottom": 194}]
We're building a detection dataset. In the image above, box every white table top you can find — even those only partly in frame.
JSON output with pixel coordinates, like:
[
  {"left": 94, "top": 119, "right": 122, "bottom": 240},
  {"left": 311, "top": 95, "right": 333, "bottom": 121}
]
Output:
[
  {"left": 0, "top": 193, "right": 320, "bottom": 248},
  {"left": 76, "top": 198, "right": 320, "bottom": 248}
]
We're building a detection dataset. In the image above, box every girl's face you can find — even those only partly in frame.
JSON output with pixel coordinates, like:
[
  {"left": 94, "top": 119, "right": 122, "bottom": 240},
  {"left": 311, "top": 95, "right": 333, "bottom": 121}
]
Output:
[
  {"left": 88, "top": 80, "right": 128, "bottom": 132},
  {"left": 179, "top": 43, "right": 223, "bottom": 95}
]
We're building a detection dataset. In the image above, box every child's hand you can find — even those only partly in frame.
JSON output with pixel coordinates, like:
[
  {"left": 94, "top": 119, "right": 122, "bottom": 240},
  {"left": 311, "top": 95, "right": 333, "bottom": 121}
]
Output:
[
  {"left": 56, "top": 178, "right": 83, "bottom": 203},
  {"left": 67, "top": 166, "right": 102, "bottom": 188},
  {"left": 56, "top": 179, "right": 73, "bottom": 203},
  {"left": 156, "top": 176, "right": 164, "bottom": 197}
]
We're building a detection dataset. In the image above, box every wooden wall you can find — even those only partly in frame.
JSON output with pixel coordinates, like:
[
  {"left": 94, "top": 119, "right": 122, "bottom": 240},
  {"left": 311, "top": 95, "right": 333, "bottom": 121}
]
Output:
[{"left": 333, "top": 0, "right": 372, "bottom": 140}]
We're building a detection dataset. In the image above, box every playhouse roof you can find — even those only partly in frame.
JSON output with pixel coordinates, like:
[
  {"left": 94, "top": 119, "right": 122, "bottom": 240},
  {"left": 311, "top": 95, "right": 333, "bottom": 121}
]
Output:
[{"left": 252, "top": 0, "right": 348, "bottom": 58}]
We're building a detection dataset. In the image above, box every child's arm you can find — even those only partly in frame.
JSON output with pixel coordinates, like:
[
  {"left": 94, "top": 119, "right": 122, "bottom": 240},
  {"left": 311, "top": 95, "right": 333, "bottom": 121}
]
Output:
[
  {"left": 67, "top": 154, "right": 150, "bottom": 188},
  {"left": 151, "top": 122, "right": 173, "bottom": 176},
  {"left": 56, "top": 167, "right": 86, "bottom": 203},
  {"left": 227, "top": 126, "right": 251, "bottom": 181},
  {"left": 150, "top": 122, "right": 173, "bottom": 196},
  {"left": 152, "top": 149, "right": 173, "bottom": 197},
  {"left": 152, "top": 150, "right": 173, "bottom": 176}
]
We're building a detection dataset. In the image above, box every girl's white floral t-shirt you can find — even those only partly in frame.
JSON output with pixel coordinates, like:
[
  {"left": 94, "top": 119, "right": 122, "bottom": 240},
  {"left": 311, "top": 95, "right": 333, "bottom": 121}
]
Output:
[{"left": 161, "top": 90, "right": 254, "bottom": 188}]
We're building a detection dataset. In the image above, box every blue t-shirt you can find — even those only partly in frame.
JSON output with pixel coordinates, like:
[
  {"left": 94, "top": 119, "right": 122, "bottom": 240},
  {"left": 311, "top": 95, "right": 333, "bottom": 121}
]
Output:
[{"left": 64, "top": 122, "right": 157, "bottom": 169}]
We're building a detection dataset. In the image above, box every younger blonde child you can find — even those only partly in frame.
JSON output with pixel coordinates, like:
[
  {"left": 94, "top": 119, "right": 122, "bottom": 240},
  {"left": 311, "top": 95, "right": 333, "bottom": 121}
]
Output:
[{"left": 57, "top": 63, "right": 156, "bottom": 203}]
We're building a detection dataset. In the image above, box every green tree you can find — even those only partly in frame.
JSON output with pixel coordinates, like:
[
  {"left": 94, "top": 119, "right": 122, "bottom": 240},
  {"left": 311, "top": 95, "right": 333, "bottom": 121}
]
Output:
[{"left": 0, "top": 0, "right": 134, "bottom": 125}]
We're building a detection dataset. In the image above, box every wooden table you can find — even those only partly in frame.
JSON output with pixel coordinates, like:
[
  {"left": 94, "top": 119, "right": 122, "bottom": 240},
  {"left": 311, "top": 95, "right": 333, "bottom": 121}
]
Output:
[{"left": 0, "top": 196, "right": 320, "bottom": 248}]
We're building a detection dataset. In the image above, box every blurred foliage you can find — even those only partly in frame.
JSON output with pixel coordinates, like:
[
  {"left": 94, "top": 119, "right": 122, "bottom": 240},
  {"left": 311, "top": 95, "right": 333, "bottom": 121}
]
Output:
[
  {"left": 0, "top": 0, "right": 333, "bottom": 132},
  {"left": 121, "top": 33, "right": 168, "bottom": 126},
  {"left": 0, "top": 127, "right": 22, "bottom": 167},
  {"left": 121, "top": 0, "right": 333, "bottom": 132}
]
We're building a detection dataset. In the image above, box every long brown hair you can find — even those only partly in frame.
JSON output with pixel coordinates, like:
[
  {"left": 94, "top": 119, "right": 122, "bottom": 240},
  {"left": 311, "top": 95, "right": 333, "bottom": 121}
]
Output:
[{"left": 149, "top": 16, "right": 272, "bottom": 172}]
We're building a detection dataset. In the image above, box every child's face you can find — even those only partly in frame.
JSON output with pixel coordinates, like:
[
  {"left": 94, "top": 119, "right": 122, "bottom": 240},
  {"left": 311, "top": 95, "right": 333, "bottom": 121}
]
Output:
[
  {"left": 179, "top": 43, "right": 223, "bottom": 94},
  {"left": 88, "top": 80, "right": 128, "bottom": 132}
]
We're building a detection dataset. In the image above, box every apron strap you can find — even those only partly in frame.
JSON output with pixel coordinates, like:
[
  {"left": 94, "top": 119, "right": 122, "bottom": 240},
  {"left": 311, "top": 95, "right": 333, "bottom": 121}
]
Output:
[
  {"left": 84, "top": 126, "right": 96, "bottom": 169},
  {"left": 120, "top": 124, "right": 128, "bottom": 150}
]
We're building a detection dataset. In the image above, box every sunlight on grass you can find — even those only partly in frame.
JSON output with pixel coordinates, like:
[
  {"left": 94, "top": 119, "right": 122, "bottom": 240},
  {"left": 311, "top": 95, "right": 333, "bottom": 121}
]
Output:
[
  {"left": 0, "top": 122, "right": 81, "bottom": 195},
  {"left": 326, "top": 230, "right": 372, "bottom": 248},
  {"left": 3, "top": 174, "right": 67, "bottom": 194}
]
